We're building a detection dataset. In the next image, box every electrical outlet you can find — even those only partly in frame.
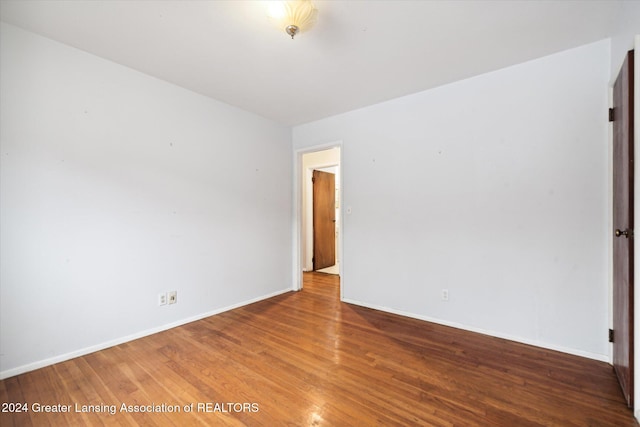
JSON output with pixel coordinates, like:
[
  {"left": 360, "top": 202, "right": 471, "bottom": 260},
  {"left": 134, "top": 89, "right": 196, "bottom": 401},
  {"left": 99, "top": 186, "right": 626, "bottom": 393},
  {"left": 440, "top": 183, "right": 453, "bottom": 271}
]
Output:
[
  {"left": 158, "top": 293, "right": 167, "bottom": 306},
  {"left": 168, "top": 291, "right": 177, "bottom": 304},
  {"left": 441, "top": 289, "right": 449, "bottom": 302}
]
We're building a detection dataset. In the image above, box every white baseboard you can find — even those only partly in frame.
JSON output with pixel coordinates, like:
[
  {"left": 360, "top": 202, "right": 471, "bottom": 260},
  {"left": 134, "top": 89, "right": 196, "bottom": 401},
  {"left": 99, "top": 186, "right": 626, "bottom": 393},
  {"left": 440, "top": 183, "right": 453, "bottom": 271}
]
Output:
[
  {"left": 0, "top": 288, "right": 292, "bottom": 380},
  {"left": 342, "top": 298, "right": 610, "bottom": 363}
]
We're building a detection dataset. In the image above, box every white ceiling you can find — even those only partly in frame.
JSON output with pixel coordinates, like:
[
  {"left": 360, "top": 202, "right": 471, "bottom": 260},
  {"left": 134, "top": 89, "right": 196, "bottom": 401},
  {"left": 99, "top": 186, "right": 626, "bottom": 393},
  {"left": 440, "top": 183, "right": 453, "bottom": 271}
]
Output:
[{"left": 0, "top": 0, "right": 620, "bottom": 126}]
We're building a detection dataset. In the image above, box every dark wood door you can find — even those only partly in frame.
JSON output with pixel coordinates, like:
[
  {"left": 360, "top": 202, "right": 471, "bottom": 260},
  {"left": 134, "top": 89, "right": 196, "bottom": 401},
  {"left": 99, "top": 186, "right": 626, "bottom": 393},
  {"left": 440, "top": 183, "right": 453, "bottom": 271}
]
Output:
[
  {"left": 313, "top": 170, "right": 336, "bottom": 270},
  {"left": 613, "top": 49, "right": 634, "bottom": 408}
]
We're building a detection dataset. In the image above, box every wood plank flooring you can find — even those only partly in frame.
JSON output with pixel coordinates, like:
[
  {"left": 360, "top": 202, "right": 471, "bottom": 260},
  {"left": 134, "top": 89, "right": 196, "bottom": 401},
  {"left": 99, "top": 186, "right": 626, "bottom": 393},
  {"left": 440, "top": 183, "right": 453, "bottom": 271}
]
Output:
[{"left": 1, "top": 272, "right": 637, "bottom": 426}]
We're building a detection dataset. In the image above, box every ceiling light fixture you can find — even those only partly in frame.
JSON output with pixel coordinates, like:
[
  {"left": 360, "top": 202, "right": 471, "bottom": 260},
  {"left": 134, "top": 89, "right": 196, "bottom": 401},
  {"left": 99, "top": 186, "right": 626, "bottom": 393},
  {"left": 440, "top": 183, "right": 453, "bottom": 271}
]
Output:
[{"left": 268, "top": 0, "right": 318, "bottom": 39}]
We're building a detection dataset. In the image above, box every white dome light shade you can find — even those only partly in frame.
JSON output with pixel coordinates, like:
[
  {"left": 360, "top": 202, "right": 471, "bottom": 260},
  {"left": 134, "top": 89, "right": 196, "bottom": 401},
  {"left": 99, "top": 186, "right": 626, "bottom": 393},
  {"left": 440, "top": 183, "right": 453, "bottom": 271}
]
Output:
[{"left": 268, "top": 1, "right": 318, "bottom": 39}]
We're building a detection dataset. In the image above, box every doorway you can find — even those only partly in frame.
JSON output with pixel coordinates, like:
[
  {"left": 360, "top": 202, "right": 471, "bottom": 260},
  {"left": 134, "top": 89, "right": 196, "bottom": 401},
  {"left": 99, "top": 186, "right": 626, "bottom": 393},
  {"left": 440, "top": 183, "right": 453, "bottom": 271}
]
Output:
[
  {"left": 295, "top": 145, "right": 342, "bottom": 293},
  {"left": 302, "top": 148, "right": 340, "bottom": 274}
]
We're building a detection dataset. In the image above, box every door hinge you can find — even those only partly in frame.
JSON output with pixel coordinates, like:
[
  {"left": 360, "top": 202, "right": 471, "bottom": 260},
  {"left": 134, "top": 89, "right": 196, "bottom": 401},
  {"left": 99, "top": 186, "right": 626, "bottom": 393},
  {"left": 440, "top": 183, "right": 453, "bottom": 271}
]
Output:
[
  {"left": 312, "top": 177, "right": 315, "bottom": 183},
  {"left": 609, "top": 328, "right": 615, "bottom": 343},
  {"left": 609, "top": 108, "right": 615, "bottom": 122}
]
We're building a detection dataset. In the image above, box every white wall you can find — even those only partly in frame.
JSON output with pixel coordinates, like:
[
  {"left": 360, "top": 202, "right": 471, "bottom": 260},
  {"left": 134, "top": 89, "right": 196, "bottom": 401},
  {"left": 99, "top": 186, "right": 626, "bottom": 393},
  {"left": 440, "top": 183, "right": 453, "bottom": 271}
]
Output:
[
  {"left": 0, "top": 23, "right": 292, "bottom": 378},
  {"left": 293, "top": 39, "right": 611, "bottom": 360},
  {"left": 610, "top": 1, "right": 640, "bottom": 82},
  {"left": 301, "top": 148, "right": 340, "bottom": 271}
]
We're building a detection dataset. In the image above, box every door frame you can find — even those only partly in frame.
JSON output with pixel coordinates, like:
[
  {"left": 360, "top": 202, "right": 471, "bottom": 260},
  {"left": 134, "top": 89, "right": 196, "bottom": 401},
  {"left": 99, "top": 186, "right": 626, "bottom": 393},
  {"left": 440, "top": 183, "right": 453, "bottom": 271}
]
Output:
[{"left": 292, "top": 141, "right": 343, "bottom": 298}]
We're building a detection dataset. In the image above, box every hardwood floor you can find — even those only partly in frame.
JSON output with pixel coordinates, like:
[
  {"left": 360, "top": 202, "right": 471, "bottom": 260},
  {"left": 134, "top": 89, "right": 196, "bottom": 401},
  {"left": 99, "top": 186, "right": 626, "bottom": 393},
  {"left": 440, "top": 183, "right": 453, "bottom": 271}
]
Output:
[{"left": 1, "top": 272, "right": 637, "bottom": 426}]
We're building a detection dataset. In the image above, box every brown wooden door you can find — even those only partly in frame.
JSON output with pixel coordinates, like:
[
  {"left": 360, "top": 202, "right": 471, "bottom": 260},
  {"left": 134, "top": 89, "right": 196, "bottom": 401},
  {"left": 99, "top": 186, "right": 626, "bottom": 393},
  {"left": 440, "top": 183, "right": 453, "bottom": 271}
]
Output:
[
  {"left": 613, "top": 50, "right": 634, "bottom": 408},
  {"left": 313, "top": 170, "right": 336, "bottom": 270}
]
